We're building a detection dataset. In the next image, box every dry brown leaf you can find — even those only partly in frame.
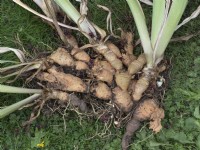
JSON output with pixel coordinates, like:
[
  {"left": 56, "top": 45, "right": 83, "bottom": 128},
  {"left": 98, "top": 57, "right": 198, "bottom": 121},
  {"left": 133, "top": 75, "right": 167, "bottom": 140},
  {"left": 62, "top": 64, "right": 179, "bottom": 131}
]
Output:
[
  {"left": 136, "top": 31, "right": 200, "bottom": 45},
  {"left": 176, "top": 5, "right": 200, "bottom": 30},
  {"left": 171, "top": 31, "right": 200, "bottom": 42}
]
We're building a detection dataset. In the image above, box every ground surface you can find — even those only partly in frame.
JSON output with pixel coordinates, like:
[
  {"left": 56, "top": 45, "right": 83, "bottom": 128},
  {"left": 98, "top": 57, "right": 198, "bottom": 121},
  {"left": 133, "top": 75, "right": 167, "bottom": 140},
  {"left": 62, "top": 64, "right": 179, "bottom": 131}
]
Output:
[{"left": 0, "top": 0, "right": 200, "bottom": 149}]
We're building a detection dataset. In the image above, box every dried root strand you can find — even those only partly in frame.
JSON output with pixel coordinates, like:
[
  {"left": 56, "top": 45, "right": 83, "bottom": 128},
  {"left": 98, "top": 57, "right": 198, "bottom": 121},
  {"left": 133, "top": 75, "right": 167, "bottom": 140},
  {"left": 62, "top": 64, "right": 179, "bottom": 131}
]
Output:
[
  {"left": 128, "top": 54, "right": 146, "bottom": 75},
  {"left": 113, "top": 87, "right": 133, "bottom": 112},
  {"left": 132, "top": 75, "right": 150, "bottom": 101},
  {"left": 49, "top": 47, "right": 75, "bottom": 67},
  {"left": 95, "top": 44, "right": 123, "bottom": 70},
  {"left": 91, "top": 82, "right": 111, "bottom": 100},
  {"left": 115, "top": 71, "right": 131, "bottom": 91},
  {"left": 71, "top": 48, "right": 90, "bottom": 63}
]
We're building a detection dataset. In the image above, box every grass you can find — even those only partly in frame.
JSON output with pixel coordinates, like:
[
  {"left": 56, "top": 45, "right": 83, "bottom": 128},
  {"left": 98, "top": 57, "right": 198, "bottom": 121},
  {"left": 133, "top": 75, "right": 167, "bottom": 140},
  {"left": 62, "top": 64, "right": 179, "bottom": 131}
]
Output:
[{"left": 0, "top": 0, "right": 200, "bottom": 149}]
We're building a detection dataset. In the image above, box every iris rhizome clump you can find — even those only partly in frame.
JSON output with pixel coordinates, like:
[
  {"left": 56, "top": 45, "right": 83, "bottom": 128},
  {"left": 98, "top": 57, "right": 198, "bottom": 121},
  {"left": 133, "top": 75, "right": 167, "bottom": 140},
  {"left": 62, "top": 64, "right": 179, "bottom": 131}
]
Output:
[{"left": 1, "top": 0, "right": 199, "bottom": 149}]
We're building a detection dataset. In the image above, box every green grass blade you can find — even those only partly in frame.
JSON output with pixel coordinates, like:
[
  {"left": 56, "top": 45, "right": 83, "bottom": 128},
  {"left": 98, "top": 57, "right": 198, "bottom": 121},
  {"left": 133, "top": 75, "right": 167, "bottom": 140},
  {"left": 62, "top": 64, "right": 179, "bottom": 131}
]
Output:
[
  {"left": 154, "top": 0, "right": 188, "bottom": 63},
  {"left": 151, "top": 0, "right": 165, "bottom": 48},
  {"left": 127, "top": 0, "right": 154, "bottom": 67},
  {"left": 0, "top": 84, "right": 42, "bottom": 94},
  {"left": 0, "top": 94, "right": 41, "bottom": 119}
]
